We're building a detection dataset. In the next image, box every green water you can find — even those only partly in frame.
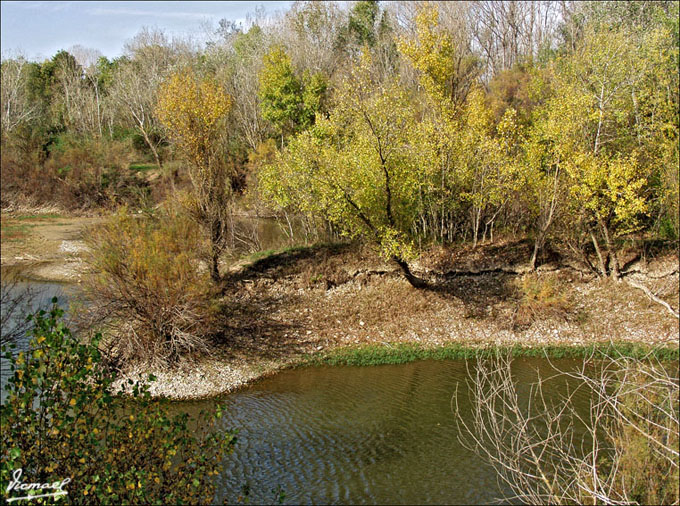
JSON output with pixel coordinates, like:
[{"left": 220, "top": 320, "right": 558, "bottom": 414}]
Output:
[
  {"left": 178, "top": 358, "right": 593, "bottom": 505},
  {"left": 0, "top": 272, "right": 596, "bottom": 503}
]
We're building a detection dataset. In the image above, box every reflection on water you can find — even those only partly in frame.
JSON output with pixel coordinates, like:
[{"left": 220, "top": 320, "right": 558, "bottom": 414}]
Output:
[
  {"left": 176, "top": 358, "right": 592, "bottom": 505},
  {"left": 230, "top": 215, "right": 332, "bottom": 255}
]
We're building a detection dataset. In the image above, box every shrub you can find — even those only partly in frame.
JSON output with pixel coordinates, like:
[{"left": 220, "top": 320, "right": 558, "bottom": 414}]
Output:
[
  {"left": 84, "top": 205, "right": 218, "bottom": 367},
  {"left": 511, "top": 273, "right": 572, "bottom": 329},
  {"left": 44, "top": 135, "right": 142, "bottom": 209},
  {"left": 0, "top": 304, "right": 235, "bottom": 504},
  {"left": 1, "top": 132, "right": 150, "bottom": 211}
]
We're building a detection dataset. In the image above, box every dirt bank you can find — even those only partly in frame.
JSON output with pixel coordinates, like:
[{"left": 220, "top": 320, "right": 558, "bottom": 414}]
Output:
[{"left": 114, "top": 240, "right": 679, "bottom": 400}]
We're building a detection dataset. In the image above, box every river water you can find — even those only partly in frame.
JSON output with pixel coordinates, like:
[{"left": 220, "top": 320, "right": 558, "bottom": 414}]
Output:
[
  {"left": 0, "top": 269, "right": 78, "bottom": 400},
  {"left": 178, "top": 358, "right": 593, "bottom": 505},
  {"left": 2, "top": 275, "right": 594, "bottom": 504}
]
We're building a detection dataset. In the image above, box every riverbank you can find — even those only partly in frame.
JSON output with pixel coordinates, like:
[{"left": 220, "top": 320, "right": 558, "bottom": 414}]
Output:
[
  {"left": 2, "top": 211, "right": 678, "bottom": 400},
  {"left": 0, "top": 211, "right": 101, "bottom": 282},
  {"left": 114, "top": 240, "right": 678, "bottom": 400},
  {"left": 112, "top": 339, "right": 680, "bottom": 400}
]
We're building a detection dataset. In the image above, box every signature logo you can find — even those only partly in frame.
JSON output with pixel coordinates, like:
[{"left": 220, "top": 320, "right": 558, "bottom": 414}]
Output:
[{"left": 6, "top": 468, "right": 71, "bottom": 503}]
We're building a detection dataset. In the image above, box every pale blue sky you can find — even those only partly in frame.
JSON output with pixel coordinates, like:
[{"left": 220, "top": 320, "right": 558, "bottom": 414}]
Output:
[{"left": 1, "top": 1, "right": 293, "bottom": 61}]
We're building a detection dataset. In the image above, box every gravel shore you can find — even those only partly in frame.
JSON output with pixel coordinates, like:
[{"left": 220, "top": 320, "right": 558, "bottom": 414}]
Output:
[{"left": 114, "top": 245, "right": 679, "bottom": 400}]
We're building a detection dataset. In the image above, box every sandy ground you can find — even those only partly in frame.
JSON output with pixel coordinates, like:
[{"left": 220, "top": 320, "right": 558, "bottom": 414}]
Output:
[{"left": 1, "top": 213, "right": 100, "bottom": 282}]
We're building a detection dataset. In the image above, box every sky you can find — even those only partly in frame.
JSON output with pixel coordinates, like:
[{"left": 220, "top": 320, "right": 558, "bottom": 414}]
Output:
[{"left": 1, "top": 1, "right": 293, "bottom": 61}]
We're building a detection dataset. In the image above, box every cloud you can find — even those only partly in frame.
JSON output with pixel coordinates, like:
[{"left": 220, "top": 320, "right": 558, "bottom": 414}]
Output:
[
  {"left": 12, "top": 1, "right": 74, "bottom": 12},
  {"left": 86, "top": 6, "right": 217, "bottom": 21}
]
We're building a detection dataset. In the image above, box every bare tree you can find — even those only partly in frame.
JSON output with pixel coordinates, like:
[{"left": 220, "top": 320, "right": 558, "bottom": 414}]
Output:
[
  {"left": 456, "top": 350, "right": 679, "bottom": 504},
  {"left": 1, "top": 54, "right": 38, "bottom": 136},
  {"left": 109, "top": 28, "right": 193, "bottom": 174},
  {"left": 206, "top": 23, "right": 272, "bottom": 151},
  {"left": 279, "top": 1, "right": 346, "bottom": 77},
  {"left": 469, "top": 1, "right": 561, "bottom": 80},
  {"left": 69, "top": 45, "right": 105, "bottom": 138},
  {"left": 110, "top": 61, "right": 166, "bottom": 171}
]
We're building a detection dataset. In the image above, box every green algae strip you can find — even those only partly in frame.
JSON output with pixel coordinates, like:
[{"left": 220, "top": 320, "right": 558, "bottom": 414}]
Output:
[{"left": 302, "top": 342, "right": 679, "bottom": 367}]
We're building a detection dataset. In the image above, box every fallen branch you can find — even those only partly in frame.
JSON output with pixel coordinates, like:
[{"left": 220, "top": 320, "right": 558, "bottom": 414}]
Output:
[{"left": 626, "top": 279, "right": 679, "bottom": 319}]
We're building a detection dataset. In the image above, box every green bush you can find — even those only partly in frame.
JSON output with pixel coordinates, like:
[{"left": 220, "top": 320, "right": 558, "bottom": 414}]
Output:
[
  {"left": 1, "top": 303, "right": 235, "bottom": 504},
  {"left": 658, "top": 217, "right": 678, "bottom": 241}
]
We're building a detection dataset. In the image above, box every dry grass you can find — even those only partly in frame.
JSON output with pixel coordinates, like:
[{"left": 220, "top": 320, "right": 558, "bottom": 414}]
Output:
[{"left": 508, "top": 273, "right": 574, "bottom": 330}]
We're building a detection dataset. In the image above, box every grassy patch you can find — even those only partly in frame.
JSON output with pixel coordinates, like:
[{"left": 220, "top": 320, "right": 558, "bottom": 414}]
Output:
[
  {"left": 13, "top": 213, "right": 63, "bottom": 221},
  {"left": 129, "top": 163, "right": 157, "bottom": 173},
  {"left": 248, "top": 248, "right": 277, "bottom": 261},
  {"left": 303, "top": 342, "right": 679, "bottom": 367},
  {"left": 0, "top": 223, "right": 35, "bottom": 241},
  {"left": 509, "top": 273, "right": 574, "bottom": 330}
]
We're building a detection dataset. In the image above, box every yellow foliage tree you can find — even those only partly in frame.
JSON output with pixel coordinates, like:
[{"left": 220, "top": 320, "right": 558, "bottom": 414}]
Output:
[
  {"left": 157, "top": 69, "right": 233, "bottom": 283},
  {"left": 458, "top": 88, "right": 523, "bottom": 247},
  {"left": 397, "top": 3, "right": 478, "bottom": 108},
  {"left": 545, "top": 25, "right": 667, "bottom": 278},
  {"left": 259, "top": 53, "right": 429, "bottom": 287}
]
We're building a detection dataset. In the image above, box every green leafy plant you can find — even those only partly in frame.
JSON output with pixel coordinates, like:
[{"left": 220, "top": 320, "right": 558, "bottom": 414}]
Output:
[{"left": 1, "top": 302, "right": 235, "bottom": 504}]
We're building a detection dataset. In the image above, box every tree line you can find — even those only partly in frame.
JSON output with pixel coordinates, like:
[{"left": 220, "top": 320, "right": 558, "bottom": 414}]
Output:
[{"left": 1, "top": 0, "right": 678, "bottom": 285}]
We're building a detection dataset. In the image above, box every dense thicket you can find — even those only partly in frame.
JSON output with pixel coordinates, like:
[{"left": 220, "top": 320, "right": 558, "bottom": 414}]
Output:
[{"left": 2, "top": 1, "right": 678, "bottom": 282}]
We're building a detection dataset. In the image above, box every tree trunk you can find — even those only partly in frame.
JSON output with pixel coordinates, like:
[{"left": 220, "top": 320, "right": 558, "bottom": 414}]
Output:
[
  {"left": 472, "top": 214, "right": 479, "bottom": 249},
  {"left": 140, "top": 128, "right": 163, "bottom": 172},
  {"left": 209, "top": 220, "right": 224, "bottom": 284},
  {"left": 530, "top": 226, "right": 548, "bottom": 271},
  {"left": 392, "top": 256, "right": 428, "bottom": 289},
  {"left": 590, "top": 229, "right": 607, "bottom": 278},
  {"left": 529, "top": 237, "right": 541, "bottom": 271},
  {"left": 600, "top": 220, "right": 620, "bottom": 279},
  {"left": 210, "top": 248, "right": 220, "bottom": 284}
]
